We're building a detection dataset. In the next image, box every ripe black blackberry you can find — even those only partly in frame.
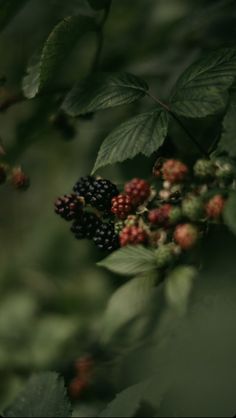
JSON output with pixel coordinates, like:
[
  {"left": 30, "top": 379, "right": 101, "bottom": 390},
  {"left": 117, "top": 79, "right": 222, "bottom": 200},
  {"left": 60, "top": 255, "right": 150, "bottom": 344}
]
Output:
[
  {"left": 73, "top": 176, "right": 95, "bottom": 199},
  {"left": 71, "top": 212, "right": 101, "bottom": 239},
  {"left": 87, "top": 179, "right": 119, "bottom": 212},
  {"left": 55, "top": 194, "right": 84, "bottom": 221},
  {"left": 93, "top": 222, "right": 120, "bottom": 251}
]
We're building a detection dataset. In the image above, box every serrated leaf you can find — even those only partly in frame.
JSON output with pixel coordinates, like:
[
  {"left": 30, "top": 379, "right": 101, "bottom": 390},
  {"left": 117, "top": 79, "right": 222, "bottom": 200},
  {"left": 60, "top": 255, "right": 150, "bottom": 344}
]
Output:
[
  {"left": 93, "top": 110, "right": 169, "bottom": 172},
  {"left": 101, "top": 274, "right": 157, "bottom": 344},
  {"left": 4, "top": 373, "right": 72, "bottom": 418},
  {"left": 62, "top": 72, "right": 148, "bottom": 116},
  {"left": 0, "top": 0, "right": 31, "bottom": 32},
  {"left": 23, "top": 15, "right": 95, "bottom": 99},
  {"left": 170, "top": 48, "right": 236, "bottom": 118},
  {"left": 217, "top": 94, "right": 236, "bottom": 157},
  {"left": 165, "top": 266, "right": 197, "bottom": 314},
  {"left": 224, "top": 192, "right": 236, "bottom": 235},
  {"left": 98, "top": 245, "right": 157, "bottom": 276},
  {"left": 87, "top": 0, "right": 111, "bottom": 10}
]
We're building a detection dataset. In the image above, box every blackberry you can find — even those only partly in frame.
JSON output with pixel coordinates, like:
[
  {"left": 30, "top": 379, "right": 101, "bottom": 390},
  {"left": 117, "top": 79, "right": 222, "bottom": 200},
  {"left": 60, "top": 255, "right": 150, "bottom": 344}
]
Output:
[
  {"left": 55, "top": 194, "right": 84, "bottom": 221},
  {"left": 71, "top": 212, "right": 101, "bottom": 239},
  {"left": 87, "top": 179, "right": 119, "bottom": 212},
  {"left": 93, "top": 222, "right": 119, "bottom": 251},
  {"left": 73, "top": 176, "right": 95, "bottom": 198}
]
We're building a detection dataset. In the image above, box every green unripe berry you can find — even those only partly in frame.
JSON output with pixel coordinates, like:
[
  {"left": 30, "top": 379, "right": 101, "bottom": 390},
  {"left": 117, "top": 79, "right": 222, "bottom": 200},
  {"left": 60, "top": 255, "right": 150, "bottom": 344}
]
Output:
[
  {"left": 182, "top": 196, "right": 204, "bottom": 221},
  {"left": 194, "top": 159, "right": 215, "bottom": 179},
  {"left": 169, "top": 207, "right": 183, "bottom": 225},
  {"left": 215, "top": 162, "right": 235, "bottom": 183},
  {"left": 115, "top": 221, "right": 124, "bottom": 235},
  {"left": 155, "top": 244, "right": 175, "bottom": 269}
]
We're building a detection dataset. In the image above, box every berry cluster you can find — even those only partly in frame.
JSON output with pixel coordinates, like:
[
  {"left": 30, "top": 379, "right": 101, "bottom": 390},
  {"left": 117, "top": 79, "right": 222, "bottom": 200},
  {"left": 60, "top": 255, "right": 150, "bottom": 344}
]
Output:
[
  {"left": 55, "top": 158, "right": 235, "bottom": 267},
  {"left": 55, "top": 176, "right": 120, "bottom": 251}
]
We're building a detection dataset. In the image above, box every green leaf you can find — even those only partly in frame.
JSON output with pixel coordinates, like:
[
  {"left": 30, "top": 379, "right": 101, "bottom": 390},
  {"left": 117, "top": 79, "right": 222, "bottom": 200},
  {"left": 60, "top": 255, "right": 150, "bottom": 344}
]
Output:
[
  {"left": 170, "top": 48, "right": 236, "bottom": 118},
  {"left": 93, "top": 110, "right": 169, "bottom": 173},
  {"left": 98, "top": 245, "right": 157, "bottom": 276},
  {"left": 165, "top": 266, "right": 197, "bottom": 314},
  {"left": 224, "top": 192, "right": 236, "bottom": 235},
  {"left": 62, "top": 72, "right": 149, "bottom": 116},
  {"left": 217, "top": 94, "right": 236, "bottom": 157},
  {"left": 100, "top": 274, "right": 157, "bottom": 344},
  {"left": 4, "top": 373, "right": 72, "bottom": 418},
  {"left": 23, "top": 15, "right": 95, "bottom": 99},
  {"left": 0, "top": 0, "right": 31, "bottom": 32},
  {"left": 87, "top": 0, "right": 111, "bottom": 10}
]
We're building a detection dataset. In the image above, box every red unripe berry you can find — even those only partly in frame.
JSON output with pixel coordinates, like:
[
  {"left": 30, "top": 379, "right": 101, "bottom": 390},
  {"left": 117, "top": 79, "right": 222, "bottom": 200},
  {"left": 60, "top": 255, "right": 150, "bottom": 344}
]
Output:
[
  {"left": 148, "top": 204, "right": 172, "bottom": 226},
  {"left": 69, "top": 378, "right": 87, "bottom": 399},
  {"left": 120, "top": 226, "right": 148, "bottom": 247},
  {"left": 111, "top": 194, "right": 133, "bottom": 220},
  {"left": 206, "top": 195, "right": 225, "bottom": 220},
  {"left": 162, "top": 159, "right": 188, "bottom": 184},
  {"left": 11, "top": 167, "right": 30, "bottom": 190},
  {"left": 174, "top": 224, "right": 199, "bottom": 250},
  {"left": 75, "top": 356, "right": 94, "bottom": 380},
  {"left": 125, "top": 178, "right": 151, "bottom": 206}
]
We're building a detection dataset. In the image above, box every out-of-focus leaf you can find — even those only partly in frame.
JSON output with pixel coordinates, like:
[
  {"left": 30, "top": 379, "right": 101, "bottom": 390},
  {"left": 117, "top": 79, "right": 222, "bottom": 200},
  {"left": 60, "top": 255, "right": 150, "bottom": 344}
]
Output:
[
  {"left": 98, "top": 246, "right": 157, "bottom": 276},
  {"left": 23, "top": 15, "right": 95, "bottom": 98},
  {"left": 100, "top": 273, "right": 157, "bottom": 344},
  {"left": 4, "top": 373, "right": 72, "bottom": 418},
  {"left": 217, "top": 93, "right": 236, "bottom": 157},
  {"left": 0, "top": 0, "right": 31, "bottom": 32},
  {"left": 170, "top": 48, "right": 236, "bottom": 118},
  {"left": 63, "top": 72, "right": 148, "bottom": 116},
  {"left": 165, "top": 266, "right": 197, "bottom": 314},
  {"left": 87, "top": 0, "right": 111, "bottom": 10},
  {"left": 224, "top": 192, "right": 236, "bottom": 235},
  {"left": 93, "top": 110, "right": 169, "bottom": 173}
]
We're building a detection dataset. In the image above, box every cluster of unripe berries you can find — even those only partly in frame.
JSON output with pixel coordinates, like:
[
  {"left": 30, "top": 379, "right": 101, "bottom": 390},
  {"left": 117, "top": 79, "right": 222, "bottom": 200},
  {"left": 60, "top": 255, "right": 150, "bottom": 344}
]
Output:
[
  {"left": 0, "top": 164, "right": 30, "bottom": 190},
  {"left": 55, "top": 157, "right": 235, "bottom": 264}
]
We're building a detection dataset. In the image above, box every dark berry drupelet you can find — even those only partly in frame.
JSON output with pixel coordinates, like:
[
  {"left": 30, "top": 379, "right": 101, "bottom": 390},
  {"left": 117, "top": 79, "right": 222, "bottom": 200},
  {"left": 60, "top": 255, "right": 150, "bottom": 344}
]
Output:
[
  {"left": 87, "top": 179, "right": 119, "bottom": 212},
  {"left": 55, "top": 194, "right": 84, "bottom": 221},
  {"left": 73, "top": 176, "right": 95, "bottom": 198},
  {"left": 71, "top": 212, "right": 101, "bottom": 239},
  {"left": 93, "top": 222, "right": 120, "bottom": 251}
]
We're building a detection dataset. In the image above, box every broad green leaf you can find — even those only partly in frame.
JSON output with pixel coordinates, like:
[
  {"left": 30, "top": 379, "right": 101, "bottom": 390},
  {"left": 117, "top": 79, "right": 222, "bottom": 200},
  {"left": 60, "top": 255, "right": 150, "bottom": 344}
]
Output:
[
  {"left": 98, "top": 245, "right": 157, "bottom": 276},
  {"left": 217, "top": 94, "right": 236, "bottom": 157},
  {"left": 23, "top": 15, "right": 95, "bottom": 99},
  {"left": 170, "top": 48, "right": 236, "bottom": 118},
  {"left": 100, "top": 274, "right": 157, "bottom": 344},
  {"left": 0, "top": 0, "right": 31, "bottom": 32},
  {"left": 93, "top": 110, "right": 169, "bottom": 173},
  {"left": 62, "top": 72, "right": 148, "bottom": 116},
  {"left": 165, "top": 266, "right": 197, "bottom": 314},
  {"left": 224, "top": 192, "right": 236, "bottom": 235},
  {"left": 4, "top": 373, "right": 72, "bottom": 418},
  {"left": 87, "top": 0, "right": 111, "bottom": 10}
]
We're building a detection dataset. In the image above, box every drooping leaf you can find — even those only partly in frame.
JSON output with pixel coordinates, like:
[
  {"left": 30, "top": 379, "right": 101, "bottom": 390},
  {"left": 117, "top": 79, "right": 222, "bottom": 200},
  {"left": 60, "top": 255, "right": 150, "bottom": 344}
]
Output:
[
  {"left": 170, "top": 48, "right": 236, "bottom": 118},
  {"left": 0, "top": 0, "right": 31, "bottom": 33},
  {"left": 165, "top": 266, "right": 197, "bottom": 314},
  {"left": 224, "top": 192, "right": 236, "bottom": 235},
  {"left": 23, "top": 15, "right": 95, "bottom": 99},
  {"left": 87, "top": 0, "right": 111, "bottom": 10},
  {"left": 217, "top": 93, "right": 236, "bottom": 157},
  {"left": 93, "top": 110, "right": 169, "bottom": 173},
  {"left": 100, "top": 274, "right": 158, "bottom": 344},
  {"left": 98, "top": 245, "right": 157, "bottom": 276},
  {"left": 4, "top": 373, "right": 72, "bottom": 418},
  {"left": 62, "top": 72, "right": 149, "bottom": 116}
]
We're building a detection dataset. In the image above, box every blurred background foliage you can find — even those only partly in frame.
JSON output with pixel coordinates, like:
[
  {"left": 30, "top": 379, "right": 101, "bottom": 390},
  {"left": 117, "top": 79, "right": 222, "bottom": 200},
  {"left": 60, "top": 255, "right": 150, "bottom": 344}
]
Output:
[{"left": 0, "top": 0, "right": 236, "bottom": 416}]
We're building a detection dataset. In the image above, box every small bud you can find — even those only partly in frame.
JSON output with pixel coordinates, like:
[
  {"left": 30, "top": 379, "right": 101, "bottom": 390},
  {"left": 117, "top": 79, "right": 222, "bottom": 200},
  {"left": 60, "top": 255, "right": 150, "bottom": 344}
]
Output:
[
  {"left": 215, "top": 161, "right": 235, "bottom": 184},
  {"left": 11, "top": 167, "right": 30, "bottom": 191},
  {"left": 194, "top": 159, "right": 215, "bottom": 180},
  {"left": 182, "top": 196, "right": 204, "bottom": 221},
  {"left": 159, "top": 189, "right": 171, "bottom": 201}
]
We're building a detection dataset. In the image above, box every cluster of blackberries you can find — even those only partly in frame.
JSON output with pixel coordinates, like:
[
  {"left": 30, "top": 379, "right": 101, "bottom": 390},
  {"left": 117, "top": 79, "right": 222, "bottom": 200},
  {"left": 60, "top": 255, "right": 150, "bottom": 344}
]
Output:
[
  {"left": 55, "top": 157, "right": 235, "bottom": 267},
  {"left": 55, "top": 176, "right": 120, "bottom": 251}
]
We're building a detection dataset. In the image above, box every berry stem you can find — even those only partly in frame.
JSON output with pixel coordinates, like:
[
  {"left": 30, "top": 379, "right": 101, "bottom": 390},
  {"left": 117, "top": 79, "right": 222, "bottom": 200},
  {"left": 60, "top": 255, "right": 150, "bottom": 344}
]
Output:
[{"left": 147, "top": 92, "right": 209, "bottom": 159}]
